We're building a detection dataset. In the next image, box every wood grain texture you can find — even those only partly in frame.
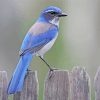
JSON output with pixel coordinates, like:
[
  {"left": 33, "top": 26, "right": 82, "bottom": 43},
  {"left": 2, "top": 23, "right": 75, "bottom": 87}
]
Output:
[
  {"left": 70, "top": 67, "right": 90, "bottom": 100},
  {"left": 94, "top": 66, "right": 100, "bottom": 100},
  {"left": 13, "top": 71, "right": 38, "bottom": 100},
  {"left": 0, "top": 71, "right": 8, "bottom": 100},
  {"left": 44, "top": 70, "right": 69, "bottom": 100}
]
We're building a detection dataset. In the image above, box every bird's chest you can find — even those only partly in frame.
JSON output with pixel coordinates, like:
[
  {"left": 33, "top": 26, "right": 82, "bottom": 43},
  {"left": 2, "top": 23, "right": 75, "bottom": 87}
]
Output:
[{"left": 37, "top": 33, "right": 58, "bottom": 57}]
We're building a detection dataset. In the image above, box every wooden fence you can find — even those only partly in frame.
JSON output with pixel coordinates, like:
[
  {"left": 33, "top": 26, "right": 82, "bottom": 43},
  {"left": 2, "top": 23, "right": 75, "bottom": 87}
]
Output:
[{"left": 0, "top": 67, "right": 100, "bottom": 100}]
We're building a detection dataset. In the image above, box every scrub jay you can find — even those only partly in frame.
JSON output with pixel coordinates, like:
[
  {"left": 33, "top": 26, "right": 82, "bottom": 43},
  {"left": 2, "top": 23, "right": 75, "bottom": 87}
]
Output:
[{"left": 7, "top": 6, "right": 67, "bottom": 94}]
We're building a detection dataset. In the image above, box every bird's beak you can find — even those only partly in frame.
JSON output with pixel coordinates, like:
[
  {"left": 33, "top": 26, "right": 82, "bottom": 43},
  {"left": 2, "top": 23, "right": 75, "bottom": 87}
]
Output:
[{"left": 58, "top": 13, "right": 67, "bottom": 17}]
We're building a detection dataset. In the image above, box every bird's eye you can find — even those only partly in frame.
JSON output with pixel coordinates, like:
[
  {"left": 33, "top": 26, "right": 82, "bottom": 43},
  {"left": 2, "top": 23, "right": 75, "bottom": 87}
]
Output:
[{"left": 49, "top": 11, "right": 57, "bottom": 15}]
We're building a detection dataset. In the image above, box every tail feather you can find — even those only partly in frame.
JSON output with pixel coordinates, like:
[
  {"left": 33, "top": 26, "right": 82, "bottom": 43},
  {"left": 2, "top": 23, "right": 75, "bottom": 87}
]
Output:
[{"left": 7, "top": 53, "right": 33, "bottom": 94}]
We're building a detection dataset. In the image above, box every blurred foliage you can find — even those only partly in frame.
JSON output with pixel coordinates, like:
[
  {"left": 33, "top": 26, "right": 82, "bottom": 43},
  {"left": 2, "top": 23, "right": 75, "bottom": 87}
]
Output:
[{"left": 0, "top": 0, "right": 100, "bottom": 100}]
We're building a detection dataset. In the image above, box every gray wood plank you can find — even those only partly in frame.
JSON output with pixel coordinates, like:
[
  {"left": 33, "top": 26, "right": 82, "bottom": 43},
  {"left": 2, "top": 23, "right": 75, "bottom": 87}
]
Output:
[
  {"left": 94, "top": 66, "right": 100, "bottom": 100},
  {"left": 44, "top": 70, "right": 69, "bottom": 100},
  {"left": 70, "top": 67, "right": 90, "bottom": 100},
  {"left": 0, "top": 71, "right": 8, "bottom": 100}
]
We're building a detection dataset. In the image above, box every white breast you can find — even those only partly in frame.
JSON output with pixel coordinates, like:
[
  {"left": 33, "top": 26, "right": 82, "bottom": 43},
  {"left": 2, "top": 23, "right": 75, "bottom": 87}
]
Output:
[{"left": 36, "top": 33, "right": 58, "bottom": 57}]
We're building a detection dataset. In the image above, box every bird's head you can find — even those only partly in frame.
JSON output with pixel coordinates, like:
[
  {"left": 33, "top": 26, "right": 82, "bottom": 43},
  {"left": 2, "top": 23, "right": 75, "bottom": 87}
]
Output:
[{"left": 38, "top": 6, "right": 67, "bottom": 26}]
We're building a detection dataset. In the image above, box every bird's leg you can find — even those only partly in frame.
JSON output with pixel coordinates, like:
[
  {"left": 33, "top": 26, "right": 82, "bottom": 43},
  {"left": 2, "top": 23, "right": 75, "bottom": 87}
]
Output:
[
  {"left": 39, "top": 56, "right": 58, "bottom": 78},
  {"left": 39, "top": 56, "right": 54, "bottom": 71}
]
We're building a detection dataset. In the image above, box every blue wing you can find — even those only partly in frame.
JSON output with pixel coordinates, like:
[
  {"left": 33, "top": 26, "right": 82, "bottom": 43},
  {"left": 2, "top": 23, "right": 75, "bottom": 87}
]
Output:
[{"left": 20, "top": 26, "right": 58, "bottom": 56}]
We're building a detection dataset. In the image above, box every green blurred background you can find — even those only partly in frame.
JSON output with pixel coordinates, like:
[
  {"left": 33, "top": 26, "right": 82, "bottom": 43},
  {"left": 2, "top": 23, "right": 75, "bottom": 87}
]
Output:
[{"left": 0, "top": 0, "right": 100, "bottom": 100}]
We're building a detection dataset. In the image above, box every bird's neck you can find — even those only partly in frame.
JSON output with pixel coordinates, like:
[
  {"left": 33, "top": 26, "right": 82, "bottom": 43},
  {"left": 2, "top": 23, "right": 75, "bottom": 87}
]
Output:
[{"left": 37, "top": 16, "right": 48, "bottom": 23}]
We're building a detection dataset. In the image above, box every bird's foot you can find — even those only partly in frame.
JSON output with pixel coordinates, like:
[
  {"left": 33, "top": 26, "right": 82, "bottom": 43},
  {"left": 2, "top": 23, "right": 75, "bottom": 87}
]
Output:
[
  {"left": 27, "top": 69, "right": 32, "bottom": 72},
  {"left": 48, "top": 67, "right": 58, "bottom": 79}
]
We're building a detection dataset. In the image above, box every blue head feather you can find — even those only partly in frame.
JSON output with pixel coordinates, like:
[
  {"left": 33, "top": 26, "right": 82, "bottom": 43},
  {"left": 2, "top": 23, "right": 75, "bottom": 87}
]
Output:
[{"left": 42, "top": 6, "right": 62, "bottom": 14}]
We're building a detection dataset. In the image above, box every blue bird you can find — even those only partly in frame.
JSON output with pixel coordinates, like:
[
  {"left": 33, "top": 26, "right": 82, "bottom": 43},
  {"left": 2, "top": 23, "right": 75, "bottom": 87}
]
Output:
[{"left": 7, "top": 6, "right": 67, "bottom": 94}]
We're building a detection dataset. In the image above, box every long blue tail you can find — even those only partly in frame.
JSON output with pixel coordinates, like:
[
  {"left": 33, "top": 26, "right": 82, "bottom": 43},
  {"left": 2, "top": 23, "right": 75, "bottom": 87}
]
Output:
[{"left": 7, "top": 53, "right": 33, "bottom": 94}]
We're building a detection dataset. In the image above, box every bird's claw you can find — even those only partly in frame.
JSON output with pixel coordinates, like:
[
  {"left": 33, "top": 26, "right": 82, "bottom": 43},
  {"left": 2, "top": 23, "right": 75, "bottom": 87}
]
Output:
[
  {"left": 27, "top": 68, "right": 32, "bottom": 72},
  {"left": 48, "top": 68, "right": 58, "bottom": 79}
]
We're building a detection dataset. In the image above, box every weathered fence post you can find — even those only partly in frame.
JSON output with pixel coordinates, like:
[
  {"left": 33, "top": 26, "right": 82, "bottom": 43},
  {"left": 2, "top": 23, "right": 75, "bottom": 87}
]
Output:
[
  {"left": 94, "top": 66, "right": 100, "bottom": 100},
  {"left": 0, "top": 67, "right": 95, "bottom": 100},
  {"left": 44, "top": 70, "right": 69, "bottom": 100},
  {"left": 13, "top": 71, "right": 38, "bottom": 100},
  {"left": 70, "top": 67, "right": 90, "bottom": 100},
  {"left": 0, "top": 71, "right": 8, "bottom": 100}
]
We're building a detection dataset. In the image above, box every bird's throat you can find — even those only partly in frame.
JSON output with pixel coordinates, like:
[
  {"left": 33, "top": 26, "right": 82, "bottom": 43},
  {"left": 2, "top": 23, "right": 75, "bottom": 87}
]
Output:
[{"left": 49, "top": 17, "right": 59, "bottom": 27}]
